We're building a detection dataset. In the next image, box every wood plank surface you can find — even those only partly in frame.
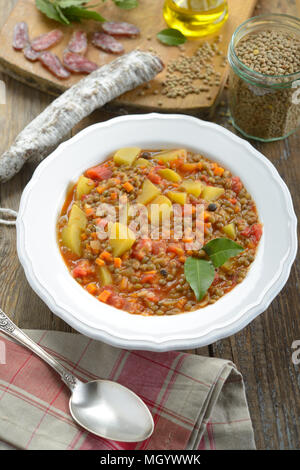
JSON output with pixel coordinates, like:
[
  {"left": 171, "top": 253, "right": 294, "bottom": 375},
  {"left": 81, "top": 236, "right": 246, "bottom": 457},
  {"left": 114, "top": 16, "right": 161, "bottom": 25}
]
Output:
[
  {"left": 0, "top": 0, "right": 300, "bottom": 450},
  {"left": 0, "top": 0, "right": 257, "bottom": 115}
]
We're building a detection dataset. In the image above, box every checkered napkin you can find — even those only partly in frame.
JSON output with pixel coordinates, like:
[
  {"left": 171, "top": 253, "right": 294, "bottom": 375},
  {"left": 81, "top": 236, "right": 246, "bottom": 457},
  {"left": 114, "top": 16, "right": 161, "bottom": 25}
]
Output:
[{"left": 0, "top": 330, "right": 255, "bottom": 450}]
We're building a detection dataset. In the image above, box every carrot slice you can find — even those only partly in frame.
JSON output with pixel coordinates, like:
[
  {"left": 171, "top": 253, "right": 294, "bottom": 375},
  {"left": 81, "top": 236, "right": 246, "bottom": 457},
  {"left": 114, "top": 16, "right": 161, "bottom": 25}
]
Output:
[
  {"left": 114, "top": 257, "right": 122, "bottom": 268},
  {"left": 85, "top": 207, "right": 94, "bottom": 216},
  {"left": 86, "top": 283, "right": 97, "bottom": 295},
  {"left": 100, "top": 251, "right": 113, "bottom": 262},
  {"left": 181, "top": 163, "right": 198, "bottom": 172},
  {"left": 120, "top": 277, "right": 128, "bottom": 291},
  {"left": 97, "top": 186, "right": 105, "bottom": 194},
  {"left": 122, "top": 182, "right": 134, "bottom": 192},
  {"left": 214, "top": 167, "right": 225, "bottom": 176},
  {"left": 98, "top": 290, "right": 112, "bottom": 303}
]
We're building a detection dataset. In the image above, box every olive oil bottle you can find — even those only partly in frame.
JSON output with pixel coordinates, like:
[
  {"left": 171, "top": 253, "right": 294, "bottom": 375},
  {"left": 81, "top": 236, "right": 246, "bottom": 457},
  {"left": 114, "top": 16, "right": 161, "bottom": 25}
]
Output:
[{"left": 163, "top": 0, "right": 228, "bottom": 38}]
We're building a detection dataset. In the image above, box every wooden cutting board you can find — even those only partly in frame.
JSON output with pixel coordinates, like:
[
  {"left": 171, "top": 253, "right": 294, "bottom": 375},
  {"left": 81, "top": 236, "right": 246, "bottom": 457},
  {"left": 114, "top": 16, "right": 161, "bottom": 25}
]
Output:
[{"left": 0, "top": 0, "right": 257, "bottom": 115}]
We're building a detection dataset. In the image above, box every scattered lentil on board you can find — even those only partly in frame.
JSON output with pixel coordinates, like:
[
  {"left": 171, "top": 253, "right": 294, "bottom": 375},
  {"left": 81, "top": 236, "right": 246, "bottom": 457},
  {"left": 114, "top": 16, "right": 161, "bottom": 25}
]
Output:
[{"left": 161, "top": 38, "right": 226, "bottom": 99}]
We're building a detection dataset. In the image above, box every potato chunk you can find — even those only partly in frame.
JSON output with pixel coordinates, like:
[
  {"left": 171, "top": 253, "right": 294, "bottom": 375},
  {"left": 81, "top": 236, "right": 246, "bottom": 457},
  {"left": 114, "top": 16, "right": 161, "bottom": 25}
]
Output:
[
  {"left": 158, "top": 168, "right": 181, "bottom": 183},
  {"left": 61, "top": 224, "right": 82, "bottom": 257},
  {"left": 202, "top": 186, "right": 225, "bottom": 201},
  {"left": 136, "top": 178, "right": 161, "bottom": 205},
  {"left": 153, "top": 149, "right": 187, "bottom": 163},
  {"left": 98, "top": 266, "right": 112, "bottom": 286},
  {"left": 76, "top": 175, "right": 95, "bottom": 200},
  {"left": 223, "top": 223, "right": 236, "bottom": 239},
  {"left": 180, "top": 180, "right": 203, "bottom": 197},
  {"left": 167, "top": 191, "right": 187, "bottom": 205},
  {"left": 68, "top": 204, "right": 87, "bottom": 230},
  {"left": 109, "top": 222, "right": 136, "bottom": 257},
  {"left": 148, "top": 195, "right": 172, "bottom": 224},
  {"left": 61, "top": 204, "right": 87, "bottom": 256},
  {"left": 113, "top": 147, "right": 141, "bottom": 166},
  {"left": 134, "top": 158, "right": 152, "bottom": 168}
]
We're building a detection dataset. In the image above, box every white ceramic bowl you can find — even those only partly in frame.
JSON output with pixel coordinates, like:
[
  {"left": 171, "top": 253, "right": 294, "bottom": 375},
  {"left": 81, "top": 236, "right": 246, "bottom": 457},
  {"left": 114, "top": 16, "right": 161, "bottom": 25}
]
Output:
[{"left": 17, "top": 114, "right": 297, "bottom": 351}]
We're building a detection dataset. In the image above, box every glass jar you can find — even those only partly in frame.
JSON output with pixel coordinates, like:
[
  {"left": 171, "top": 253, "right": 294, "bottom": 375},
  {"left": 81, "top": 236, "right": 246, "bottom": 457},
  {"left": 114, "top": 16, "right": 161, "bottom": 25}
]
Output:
[
  {"left": 228, "top": 14, "right": 300, "bottom": 142},
  {"left": 163, "top": 0, "right": 228, "bottom": 38}
]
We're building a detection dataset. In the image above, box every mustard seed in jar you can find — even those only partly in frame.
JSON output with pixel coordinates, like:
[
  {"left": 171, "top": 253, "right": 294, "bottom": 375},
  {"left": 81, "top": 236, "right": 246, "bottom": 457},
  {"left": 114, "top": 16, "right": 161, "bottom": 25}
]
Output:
[{"left": 228, "top": 14, "right": 300, "bottom": 141}]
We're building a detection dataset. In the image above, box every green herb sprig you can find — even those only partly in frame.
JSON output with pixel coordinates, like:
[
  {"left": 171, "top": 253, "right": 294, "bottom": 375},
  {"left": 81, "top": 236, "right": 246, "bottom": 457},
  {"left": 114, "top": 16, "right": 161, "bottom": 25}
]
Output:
[
  {"left": 113, "top": 0, "right": 138, "bottom": 9},
  {"left": 184, "top": 238, "right": 244, "bottom": 301},
  {"left": 35, "top": 0, "right": 139, "bottom": 25}
]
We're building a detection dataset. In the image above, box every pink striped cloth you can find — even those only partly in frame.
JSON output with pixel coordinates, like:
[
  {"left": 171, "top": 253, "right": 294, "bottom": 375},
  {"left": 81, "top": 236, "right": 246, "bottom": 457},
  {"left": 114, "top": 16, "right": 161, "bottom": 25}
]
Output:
[{"left": 0, "top": 330, "right": 255, "bottom": 450}]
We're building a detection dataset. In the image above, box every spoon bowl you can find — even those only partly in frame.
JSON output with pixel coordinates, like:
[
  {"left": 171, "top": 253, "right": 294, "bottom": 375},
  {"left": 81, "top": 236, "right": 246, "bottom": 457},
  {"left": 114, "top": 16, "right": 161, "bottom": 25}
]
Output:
[
  {"left": 0, "top": 308, "right": 154, "bottom": 443},
  {"left": 70, "top": 380, "right": 154, "bottom": 442}
]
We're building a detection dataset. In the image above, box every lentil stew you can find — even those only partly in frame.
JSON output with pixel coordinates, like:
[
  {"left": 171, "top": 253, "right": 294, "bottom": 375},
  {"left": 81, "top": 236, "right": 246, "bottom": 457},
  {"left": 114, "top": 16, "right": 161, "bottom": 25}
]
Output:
[{"left": 57, "top": 147, "right": 262, "bottom": 315}]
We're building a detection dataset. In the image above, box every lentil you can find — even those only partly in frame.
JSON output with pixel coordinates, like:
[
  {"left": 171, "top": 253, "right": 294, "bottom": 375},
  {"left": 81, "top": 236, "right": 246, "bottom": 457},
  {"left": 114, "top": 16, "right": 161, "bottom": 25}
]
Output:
[
  {"left": 161, "top": 41, "right": 227, "bottom": 100},
  {"left": 229, "top": 16, "right": 300, "bottom": 141}
]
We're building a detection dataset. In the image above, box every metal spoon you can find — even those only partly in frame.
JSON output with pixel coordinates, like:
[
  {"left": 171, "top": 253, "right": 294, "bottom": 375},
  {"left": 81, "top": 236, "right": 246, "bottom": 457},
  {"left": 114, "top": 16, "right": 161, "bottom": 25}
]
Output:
[{"left": 0, "top": 309, "right": 154, "bottom": 442}]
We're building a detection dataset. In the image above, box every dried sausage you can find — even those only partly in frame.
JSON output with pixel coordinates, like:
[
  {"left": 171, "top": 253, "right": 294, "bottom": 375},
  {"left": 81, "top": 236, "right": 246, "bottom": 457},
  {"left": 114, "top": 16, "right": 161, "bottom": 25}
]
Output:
[
  {"left": 24, "top": 45, "right": 40, "bottom": 62},
  {"left": 13, "top": 22, "right": 29, "bottom": 50},
  {"left": 39, "top": 51, "right": 70, "bottom": 79},
  {"left": 92, "top": 32, "right": 124, "bottom": 54},
  {"left": 102, "top": 22, "right": 140, "bottom": 38},
  {"left": 0, "top": 51, "right": 163, "bottom": 182},
  {"left": 63, "top": 52, "right": 98, "bottom": 73},
  {"left": 31, "top": 29, "right": 63, "bottom": 52},
  {"left": 67, "top": 31, "right": 88, "bottom": 55}
]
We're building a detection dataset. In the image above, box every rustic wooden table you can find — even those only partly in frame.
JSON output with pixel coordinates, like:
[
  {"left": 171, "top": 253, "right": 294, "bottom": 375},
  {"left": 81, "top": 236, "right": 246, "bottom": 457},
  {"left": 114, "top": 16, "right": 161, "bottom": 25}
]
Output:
[{"left": 0, "top": 0, "right": 299, "bottom": 450}]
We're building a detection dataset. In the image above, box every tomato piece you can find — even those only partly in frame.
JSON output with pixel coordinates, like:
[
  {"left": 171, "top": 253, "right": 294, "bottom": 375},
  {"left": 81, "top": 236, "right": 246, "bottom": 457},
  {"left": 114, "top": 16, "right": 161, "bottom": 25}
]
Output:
[
  {"left": 200, "top": 174, "right": 209, "bottom": 183},
  {"left": 132, "top": 238, "right": 152, "bottom": 260},
  {"left": 241, "top": 223, "right": 263, "bottom": 245},
  {"left": 108, "top": 292, "right": 125, "bottom": 309},
  {"left": 86, "top": 164, "right": 112, "bottom": 181},
  {"left": 231, "top": 176, "right": 243, "bottom": 195},
  {"left": 250, "top": 223, "right": 263, "bottom": 243},
  {"left": 97, "top": 286, "right": 124, "bottom": 309},
  {"left": 72, "top": 260, "right": 94, "bottom": 278},
  {"left": 240, "top": 226, "right": 250, "bottom": 237},
  {"left": 141, "top": 273, "right": 156, "bottom": 284},
  {"left": 167, "top": 243, "right": 184, "bottom": 256},
  {"left": 148, "top": 168, "right": 162, "bottom": 185},
  {"left": 151, "top": 240, "right": 166, "bottom": 255}
]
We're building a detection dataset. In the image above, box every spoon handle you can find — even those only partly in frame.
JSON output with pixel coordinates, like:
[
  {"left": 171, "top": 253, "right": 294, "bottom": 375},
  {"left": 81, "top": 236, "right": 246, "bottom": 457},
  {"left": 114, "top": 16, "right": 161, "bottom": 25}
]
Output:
[{"left": 0, "top": 308, "right": 80, "bottom": 390}]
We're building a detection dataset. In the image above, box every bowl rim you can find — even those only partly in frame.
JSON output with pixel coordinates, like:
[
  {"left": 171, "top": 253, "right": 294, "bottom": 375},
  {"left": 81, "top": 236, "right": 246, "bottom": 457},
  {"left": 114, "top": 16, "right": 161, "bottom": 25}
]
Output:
[{"left": 16, "top": 113, "right": 298, "bottom": 351}]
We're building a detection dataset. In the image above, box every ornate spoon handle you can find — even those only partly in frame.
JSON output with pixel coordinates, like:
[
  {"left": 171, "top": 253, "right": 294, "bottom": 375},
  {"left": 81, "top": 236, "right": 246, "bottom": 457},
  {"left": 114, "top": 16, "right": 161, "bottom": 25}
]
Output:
[{"left": 0, "top": 308, "right": 80, "bottom": 390}]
